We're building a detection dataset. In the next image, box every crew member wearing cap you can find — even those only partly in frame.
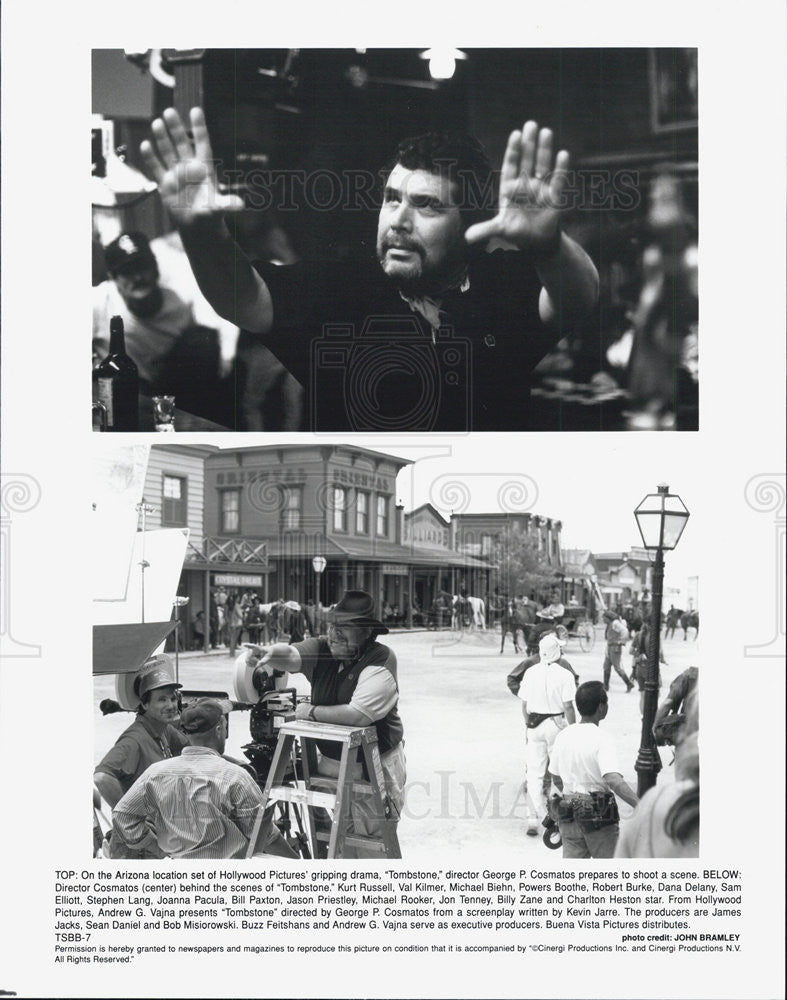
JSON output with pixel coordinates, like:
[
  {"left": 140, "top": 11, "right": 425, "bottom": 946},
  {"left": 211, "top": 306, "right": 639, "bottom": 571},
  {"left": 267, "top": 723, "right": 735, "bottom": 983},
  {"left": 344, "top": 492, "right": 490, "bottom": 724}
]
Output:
[
  {"left": 93, "top": 231, "right": 197, "bottom": 391},
  {"left": 602, "top": 609, "right": 634, "bottom": 692},
  {"left": 94, "top": 655, "right": 189, "bottom": 810},
  {"left": 239, "top": 590, "right": 405, "bottom": 857},
  {"left": 517, "top": 634, "right": 577, "bottom": 832},
  {"left": 110, "top": 699, "right": 296, "bottom": 859}
]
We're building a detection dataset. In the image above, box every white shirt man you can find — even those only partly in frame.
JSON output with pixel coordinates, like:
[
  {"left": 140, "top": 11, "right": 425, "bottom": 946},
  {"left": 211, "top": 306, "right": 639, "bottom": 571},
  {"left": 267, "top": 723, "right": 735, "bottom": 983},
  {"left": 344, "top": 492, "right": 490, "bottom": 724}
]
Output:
[
  {"left": 549, "top": 680, "right": 638, "bottom": 858},
  {"left": 518, "top": 634, "right": 576, "bottom": 825}
]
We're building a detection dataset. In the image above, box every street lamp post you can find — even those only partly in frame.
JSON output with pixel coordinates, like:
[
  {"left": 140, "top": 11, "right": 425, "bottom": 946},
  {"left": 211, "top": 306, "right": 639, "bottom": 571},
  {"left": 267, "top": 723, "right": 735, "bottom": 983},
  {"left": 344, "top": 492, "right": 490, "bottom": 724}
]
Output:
[
  {"left": 633, "top": 483, "right": 690, "bottom": 797},
  {"left": 136, "top": 499, "right": 155, "bottom": 622},
  {"left": 312, "top": 556, "right": 326, "bottom": 633},
  {"left": 172, "top": 595, "right": 190, "bottom": 684}
]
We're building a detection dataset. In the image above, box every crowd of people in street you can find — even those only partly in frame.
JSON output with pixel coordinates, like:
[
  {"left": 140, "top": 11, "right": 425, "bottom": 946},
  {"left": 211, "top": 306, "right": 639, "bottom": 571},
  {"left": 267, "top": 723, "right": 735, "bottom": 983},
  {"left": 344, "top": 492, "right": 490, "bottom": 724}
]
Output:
[
  {"left": 187, "top": 585, "right": 697, "bottom": 658},
  {"left": 190, "top": 588, "right": 320, "bottom": 655}
]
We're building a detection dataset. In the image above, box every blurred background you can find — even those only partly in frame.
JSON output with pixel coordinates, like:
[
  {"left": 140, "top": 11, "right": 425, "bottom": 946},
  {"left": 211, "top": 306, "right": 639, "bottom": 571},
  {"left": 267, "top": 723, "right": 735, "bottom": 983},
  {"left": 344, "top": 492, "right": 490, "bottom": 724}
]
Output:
[{"left": 92, "top": 48, "right": 698, "bottom": 431}]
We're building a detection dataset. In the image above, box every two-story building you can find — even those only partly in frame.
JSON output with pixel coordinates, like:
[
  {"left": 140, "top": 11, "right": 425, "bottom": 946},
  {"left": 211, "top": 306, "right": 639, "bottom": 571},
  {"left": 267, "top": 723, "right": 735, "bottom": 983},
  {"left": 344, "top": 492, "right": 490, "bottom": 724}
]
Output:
[
  {"left": 450, "top": 511, "right": 563, "bottom": 600},
  {"left": 402, "top": 504, "right": 491, "bottom": 610},
  {"left": 143, "top": 444, "right": 491, "bottom": 645},
  {"left": 591, "top": 549, "right": 654, "bottom": 608},
  {"left": 202, "top": 443, "right": 415, "bottom": 608},
  {"left": 559, "top": 548, "right": 599, "bottom": 615}
]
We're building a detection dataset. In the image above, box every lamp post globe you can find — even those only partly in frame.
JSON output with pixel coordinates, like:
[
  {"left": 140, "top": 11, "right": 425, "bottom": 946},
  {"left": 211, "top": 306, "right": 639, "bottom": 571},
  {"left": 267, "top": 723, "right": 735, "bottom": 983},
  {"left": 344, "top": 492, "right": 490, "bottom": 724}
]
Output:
[{"left": 312, "top": 556, "right": 327, "bottom": 607}]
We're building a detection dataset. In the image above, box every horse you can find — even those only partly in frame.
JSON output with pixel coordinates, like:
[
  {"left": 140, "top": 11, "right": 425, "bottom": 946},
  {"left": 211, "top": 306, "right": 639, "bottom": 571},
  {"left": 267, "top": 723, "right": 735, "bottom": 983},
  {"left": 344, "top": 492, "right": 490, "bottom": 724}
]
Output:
[
  {"left": 428, "top": 593, "right": 453, "bottom": 630},
  {"left": 621, "top": 605, "right": 644, "bottom": 637},
  {"left": 280, "top": 600, "right": 307, "bottom": 643},
  {"left": 452, "top": 594, "right": 486, "bottom": 631},
  {"left": 249, "top": 601, "right": 280, "bottom": 644},
  {"left": 499, "top": 599, "right": 537, "bottom": 654},
  {"left": 487, "top": 592, "right": 507, "bottom": 630},
  {"left": 664, "top": 606, "right": 683, "bottom": 640},
  {"left": 680, "top": 610, "right": 699, "bottom": 640}
]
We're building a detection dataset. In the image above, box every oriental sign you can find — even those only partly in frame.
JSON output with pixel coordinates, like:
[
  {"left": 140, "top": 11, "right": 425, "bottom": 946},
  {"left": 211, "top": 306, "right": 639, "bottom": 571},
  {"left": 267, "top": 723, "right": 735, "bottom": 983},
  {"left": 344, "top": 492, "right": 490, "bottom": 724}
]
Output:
[
  {"left": 332, "top": 469, "right": 392, "bottom": 491},
  {"left": 216, "top": 468, "right": 307, "bottom": 486}
]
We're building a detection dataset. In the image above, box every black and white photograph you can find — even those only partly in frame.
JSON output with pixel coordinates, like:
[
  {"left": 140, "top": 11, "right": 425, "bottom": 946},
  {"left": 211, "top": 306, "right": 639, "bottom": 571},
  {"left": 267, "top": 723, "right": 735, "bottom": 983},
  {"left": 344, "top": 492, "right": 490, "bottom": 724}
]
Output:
[
  {"left": 91, "top": 47, "right": 698, "bottom": 433},
  {"left": 92, "top": 441, "right": 701, "bottom": 863},
  {"left": 0, "top": 2, "right": 785, "bottom": 999}
]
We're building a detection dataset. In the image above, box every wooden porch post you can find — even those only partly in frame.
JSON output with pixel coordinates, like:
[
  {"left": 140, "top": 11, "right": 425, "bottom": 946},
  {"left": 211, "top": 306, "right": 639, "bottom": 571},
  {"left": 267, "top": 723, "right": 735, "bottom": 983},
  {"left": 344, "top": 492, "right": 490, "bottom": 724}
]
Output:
[{"left": 203, "top": 569, "right": 210, "bottom": 653}]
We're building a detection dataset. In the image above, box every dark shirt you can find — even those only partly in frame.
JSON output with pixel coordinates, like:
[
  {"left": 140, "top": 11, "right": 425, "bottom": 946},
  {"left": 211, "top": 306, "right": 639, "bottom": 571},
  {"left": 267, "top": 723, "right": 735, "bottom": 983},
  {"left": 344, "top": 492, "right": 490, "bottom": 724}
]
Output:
[
  {"left": 252, "top": 250, "right": 556, "bottom": 431},
  {"left": 95, "top": 714, "right": 189, "bottom": 798}
]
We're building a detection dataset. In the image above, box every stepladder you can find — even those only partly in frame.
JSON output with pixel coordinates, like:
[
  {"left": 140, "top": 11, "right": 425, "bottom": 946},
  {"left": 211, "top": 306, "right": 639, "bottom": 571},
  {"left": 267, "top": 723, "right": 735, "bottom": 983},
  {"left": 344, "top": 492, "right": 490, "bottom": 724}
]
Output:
[{"left": 246, "top": 720, "right": 401, "bottom": 859}]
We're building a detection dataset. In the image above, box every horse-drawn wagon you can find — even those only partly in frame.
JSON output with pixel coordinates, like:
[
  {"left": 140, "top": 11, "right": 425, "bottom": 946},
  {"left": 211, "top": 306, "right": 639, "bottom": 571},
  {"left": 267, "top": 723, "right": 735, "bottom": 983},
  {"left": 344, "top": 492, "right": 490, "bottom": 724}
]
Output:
[
  {"left": 556, "top": 606, "right": 596, "bottom": 652},
  {"left": 500, "top": 602, "right": 596, "bottom": 654}
]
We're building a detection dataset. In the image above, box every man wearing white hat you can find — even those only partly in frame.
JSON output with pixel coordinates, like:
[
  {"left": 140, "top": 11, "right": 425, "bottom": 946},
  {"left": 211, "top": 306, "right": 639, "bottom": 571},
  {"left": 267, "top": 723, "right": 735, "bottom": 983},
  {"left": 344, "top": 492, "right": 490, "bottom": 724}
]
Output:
[
  {"left": 517, "top": 634, "right": 577, "bottom": 831},
  {"left": 507, "top": 628, "right": 578, "bottom": 835}
]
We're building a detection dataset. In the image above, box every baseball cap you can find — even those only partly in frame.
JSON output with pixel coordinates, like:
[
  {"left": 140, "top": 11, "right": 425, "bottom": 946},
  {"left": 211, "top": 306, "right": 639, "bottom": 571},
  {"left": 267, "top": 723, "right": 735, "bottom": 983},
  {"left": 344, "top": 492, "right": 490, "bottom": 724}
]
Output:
[
  {"left": 180, "top": 699, "right": 225, "bottom": 734},
  {"left": 104, "top": 232, "right": 156, "bottom": 275}
]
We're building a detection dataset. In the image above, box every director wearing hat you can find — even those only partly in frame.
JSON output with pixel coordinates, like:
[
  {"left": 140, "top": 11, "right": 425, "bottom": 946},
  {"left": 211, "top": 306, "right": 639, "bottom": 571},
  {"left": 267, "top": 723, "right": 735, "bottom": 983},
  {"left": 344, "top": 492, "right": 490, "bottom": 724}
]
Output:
[
  {"left": 94, "top": 654, "right": 189, "bottom": 810},
  {"left": 239, "top": 590, "right": 406, "bottom": 856}
]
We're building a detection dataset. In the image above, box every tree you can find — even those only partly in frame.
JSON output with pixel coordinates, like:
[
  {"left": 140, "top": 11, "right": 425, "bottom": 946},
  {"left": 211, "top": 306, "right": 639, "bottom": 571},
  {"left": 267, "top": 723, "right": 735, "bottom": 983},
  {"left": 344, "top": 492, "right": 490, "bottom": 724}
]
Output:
[{"left": 493, "top": 523, "right": 558, "bottom": 599}]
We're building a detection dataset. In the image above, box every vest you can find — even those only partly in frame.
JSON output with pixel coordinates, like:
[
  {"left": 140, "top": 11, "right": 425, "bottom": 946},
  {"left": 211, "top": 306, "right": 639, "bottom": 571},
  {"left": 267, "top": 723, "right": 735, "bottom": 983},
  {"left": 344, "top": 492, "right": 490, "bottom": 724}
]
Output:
[{"left": 309, "top": 639, "right": 404, "bottom": 761}]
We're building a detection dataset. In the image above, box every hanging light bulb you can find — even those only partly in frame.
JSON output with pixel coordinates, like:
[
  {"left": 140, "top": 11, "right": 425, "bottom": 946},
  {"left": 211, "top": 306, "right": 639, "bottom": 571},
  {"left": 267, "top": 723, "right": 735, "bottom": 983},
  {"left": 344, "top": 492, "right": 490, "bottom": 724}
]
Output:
[{"left": 420, "top": 48, "right": 467, "bottom": 81}]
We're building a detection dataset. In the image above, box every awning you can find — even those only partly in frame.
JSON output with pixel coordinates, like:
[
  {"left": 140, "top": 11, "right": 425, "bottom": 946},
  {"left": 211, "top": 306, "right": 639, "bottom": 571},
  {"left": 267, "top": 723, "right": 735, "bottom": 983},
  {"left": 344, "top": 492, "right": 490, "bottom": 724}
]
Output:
[{"left": 259, "top": 534, "right": 490, "bottom": 570}]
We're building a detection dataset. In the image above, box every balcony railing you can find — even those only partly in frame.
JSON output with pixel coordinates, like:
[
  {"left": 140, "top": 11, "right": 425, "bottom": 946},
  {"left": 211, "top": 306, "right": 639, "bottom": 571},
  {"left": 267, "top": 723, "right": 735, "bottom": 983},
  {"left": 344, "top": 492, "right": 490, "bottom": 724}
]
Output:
[{"left": 185, "top": 536, "right": 268, "bottom": 566}]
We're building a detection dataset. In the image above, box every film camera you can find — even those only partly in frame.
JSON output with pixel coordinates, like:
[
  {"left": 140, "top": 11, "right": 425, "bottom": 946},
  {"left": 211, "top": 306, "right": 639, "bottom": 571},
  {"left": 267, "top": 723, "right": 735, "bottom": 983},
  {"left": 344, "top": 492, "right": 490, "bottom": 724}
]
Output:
[
  {"left": 241, "top": 687, "right": 299, "bottom": 782},
  {"left": 233, "top": 661, "right": 313, "bottom": 856}
]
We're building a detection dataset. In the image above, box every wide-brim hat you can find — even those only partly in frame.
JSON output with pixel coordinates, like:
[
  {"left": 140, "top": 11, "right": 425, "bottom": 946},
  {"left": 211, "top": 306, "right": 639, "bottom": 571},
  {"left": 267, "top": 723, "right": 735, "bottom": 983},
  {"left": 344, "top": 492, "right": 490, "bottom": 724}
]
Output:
[
  {"left": 602, "top": 610, "right": 617, "bottom": 622},
  {"left": 326, "top": 590, "right": 389, "bottom": 634}
]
